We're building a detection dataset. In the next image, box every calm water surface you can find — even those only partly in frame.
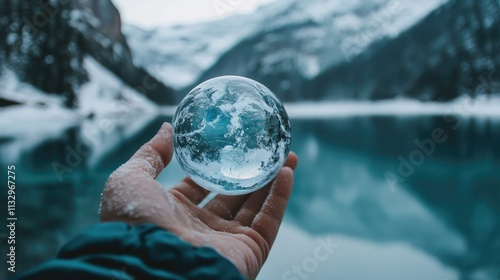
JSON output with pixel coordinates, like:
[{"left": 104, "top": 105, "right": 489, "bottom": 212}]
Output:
[{"left": 1, "top": 114, "right": 498, "bottom": 280}]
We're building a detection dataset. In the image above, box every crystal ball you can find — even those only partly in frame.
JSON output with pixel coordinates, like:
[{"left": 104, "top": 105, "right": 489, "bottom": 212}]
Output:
[{"left": 172, "top": 76, "right": 291, "bottom": 195}]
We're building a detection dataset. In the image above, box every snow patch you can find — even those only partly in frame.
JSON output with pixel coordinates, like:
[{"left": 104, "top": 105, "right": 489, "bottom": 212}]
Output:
[
  {"left": 79, "top": 57, "right": 157, "bottom": 117},
  {"left": 284, "top": 95, "right": 500, "bottom": 119},
  {"left": 0, "top": 68, "right": 64, "bottom": 106}
]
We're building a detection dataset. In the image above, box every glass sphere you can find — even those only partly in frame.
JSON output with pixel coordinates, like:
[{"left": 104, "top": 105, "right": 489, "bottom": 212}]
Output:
[{"left": 172, "top": 76, "right": 291, "bottom": 195}]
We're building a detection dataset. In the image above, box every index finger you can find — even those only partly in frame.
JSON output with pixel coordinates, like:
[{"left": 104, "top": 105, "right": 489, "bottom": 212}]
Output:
[
  {"left": 101, "top": 123, "right": 174, "bottom": 223},
  {"left": 114, "top": 122, "right": 173, "bottom": 179}
]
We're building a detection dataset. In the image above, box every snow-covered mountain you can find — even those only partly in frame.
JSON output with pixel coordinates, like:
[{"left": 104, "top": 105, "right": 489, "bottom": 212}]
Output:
[
  {"left": 2, "top": 0, "right": 497, "bottom": 108},
  {"left": 72, "top": 0, "right": 176, "bottom": 105},
  {"left": 0, "top": 0, "right": 176, "bottom": 109},
  {"left": 123, "top": 17, "right": 259, "bottom": 91},
  {"left": 124, "top": 0, "right": 447, "bottom": 99},
  {"left": 307, "top": 0, "right": 500, "bottom": 101}
]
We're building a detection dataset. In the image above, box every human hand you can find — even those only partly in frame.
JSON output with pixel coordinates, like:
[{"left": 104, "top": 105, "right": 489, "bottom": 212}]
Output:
[{"left": 100, "top": 123, "right": 298, "bottom": 280}]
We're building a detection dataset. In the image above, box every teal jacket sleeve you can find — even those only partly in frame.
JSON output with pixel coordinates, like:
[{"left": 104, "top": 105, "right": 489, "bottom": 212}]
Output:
[{"left": 14, "top": 222, "right": 245, "bottom": 280}]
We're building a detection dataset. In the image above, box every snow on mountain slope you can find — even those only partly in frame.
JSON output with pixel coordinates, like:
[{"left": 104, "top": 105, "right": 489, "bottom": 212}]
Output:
[
  {"left": 0, "top": 57, "right": 157, "bottom": 138},
  {"left": 0, "top": 68, "right": 65, "bottom": 107},
  {"left": 79, "top": 57, "right": 157, "bottom": 117},
  {"left": 308, "top": 0, "right": 500, "bottom": 101},
  {"left": 124, "top": 0, "right": 447, "bottom": 92},
  {"left": 123, "top": 16, "right": 260, "bottom": 90}
]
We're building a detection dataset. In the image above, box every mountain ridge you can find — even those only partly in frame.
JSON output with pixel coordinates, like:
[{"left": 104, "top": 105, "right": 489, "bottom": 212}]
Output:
[
  {"left": 0, "top": 0, "right": 176, "bottom": 107},
  {"left": 124, "top": 0, "right": 448, "bottom": 101},
  {"left": 306, "top": 0, "right": 500, "bottom": 101}
]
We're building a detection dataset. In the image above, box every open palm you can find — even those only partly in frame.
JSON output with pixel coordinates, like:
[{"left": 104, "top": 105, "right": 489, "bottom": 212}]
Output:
[{"left": 100, "top": 123, "right": 298, "bottom": 280}]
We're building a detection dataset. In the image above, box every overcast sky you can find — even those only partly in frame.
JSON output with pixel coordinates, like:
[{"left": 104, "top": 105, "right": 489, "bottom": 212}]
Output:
[{"left": 113, "top": 0, "right": 275, "bottom": 29}]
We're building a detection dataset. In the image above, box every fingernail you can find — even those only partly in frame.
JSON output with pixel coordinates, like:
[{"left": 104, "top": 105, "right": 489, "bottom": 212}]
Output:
[{"left": 157, "top": 122, "right": 172, "bottom": 137}]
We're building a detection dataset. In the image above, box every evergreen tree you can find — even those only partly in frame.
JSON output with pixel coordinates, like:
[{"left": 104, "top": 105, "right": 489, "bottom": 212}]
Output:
[
  {"left": 2, "top": 0, "right": 88, "bottom": 108},
  {"left": 0, "top": 0, "right": 9, "bottom": 63}
]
